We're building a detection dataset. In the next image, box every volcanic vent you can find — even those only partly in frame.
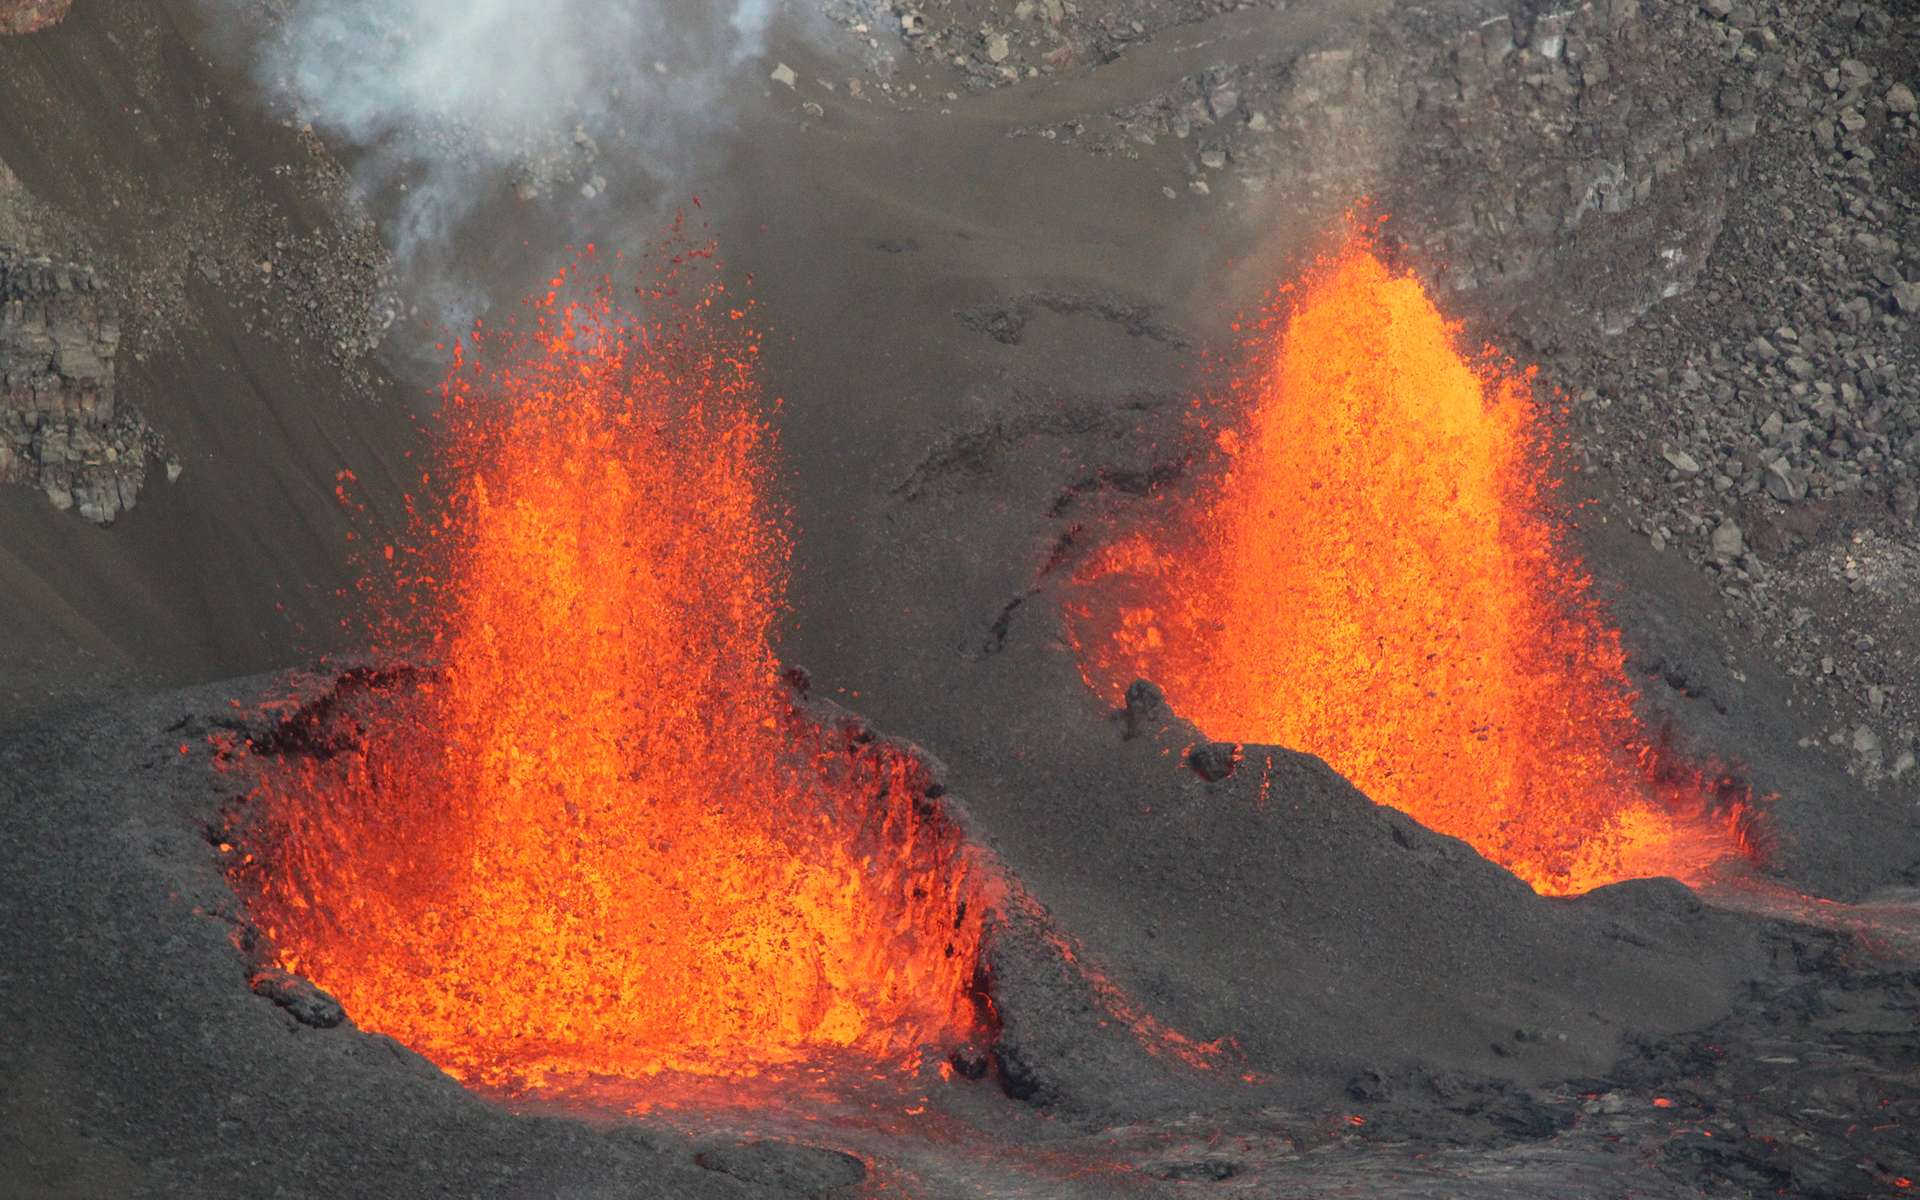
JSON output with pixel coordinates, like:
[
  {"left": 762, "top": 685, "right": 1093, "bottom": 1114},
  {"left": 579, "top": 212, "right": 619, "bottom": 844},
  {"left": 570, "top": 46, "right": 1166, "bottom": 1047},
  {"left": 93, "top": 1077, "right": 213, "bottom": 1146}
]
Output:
[
  {"left": 1068, "top": 227, "right": 1753, "bottom": 897},
  {"left": 227, "top": 250, "right": 991, "bottom": 1092}
]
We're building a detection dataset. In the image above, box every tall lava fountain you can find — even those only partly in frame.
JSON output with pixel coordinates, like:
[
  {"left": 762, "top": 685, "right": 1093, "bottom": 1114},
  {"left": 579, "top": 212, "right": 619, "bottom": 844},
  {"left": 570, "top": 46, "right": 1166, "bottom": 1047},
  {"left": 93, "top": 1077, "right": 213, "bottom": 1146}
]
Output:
[
  {"left": 1069, "top": 229, "right": 1747, "bottom": 896},
  {"left": 230, "top": 249, "right": 988, "bottom": 1090}
]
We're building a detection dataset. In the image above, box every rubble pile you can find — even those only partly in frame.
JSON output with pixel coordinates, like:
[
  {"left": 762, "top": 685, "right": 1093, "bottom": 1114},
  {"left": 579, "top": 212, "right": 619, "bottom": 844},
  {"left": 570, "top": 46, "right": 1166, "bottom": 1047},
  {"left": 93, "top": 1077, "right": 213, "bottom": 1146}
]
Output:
[{"left": 1564, "top": 0, "right": 1919, "bottom": 788}]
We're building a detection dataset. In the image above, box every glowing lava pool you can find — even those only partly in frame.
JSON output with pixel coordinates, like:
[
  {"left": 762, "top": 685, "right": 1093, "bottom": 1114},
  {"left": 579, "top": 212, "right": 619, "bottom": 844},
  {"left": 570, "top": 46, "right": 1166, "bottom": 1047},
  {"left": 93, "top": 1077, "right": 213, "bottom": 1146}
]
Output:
[
  {"left": 1067, "top": 226, "right": 1754, "bottom": 896},
  {"left": 228, "top": 249, "right": 991, "bottom": 1092}
]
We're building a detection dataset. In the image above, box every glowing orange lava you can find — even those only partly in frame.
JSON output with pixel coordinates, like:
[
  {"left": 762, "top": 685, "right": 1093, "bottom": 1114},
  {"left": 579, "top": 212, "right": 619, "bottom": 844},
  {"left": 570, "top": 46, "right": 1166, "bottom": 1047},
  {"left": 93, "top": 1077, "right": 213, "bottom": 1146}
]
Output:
[
  {"left": 1068, "top": 228, "right": 1747, "bottom": 895},
  {"left": 232, "top": 248, "right": 989, "bottom": 1089}
]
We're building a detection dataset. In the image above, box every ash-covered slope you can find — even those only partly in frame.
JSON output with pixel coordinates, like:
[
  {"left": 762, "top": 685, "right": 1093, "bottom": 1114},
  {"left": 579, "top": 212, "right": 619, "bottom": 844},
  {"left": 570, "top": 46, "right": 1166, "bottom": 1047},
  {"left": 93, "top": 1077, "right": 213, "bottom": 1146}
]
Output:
[
  {"left": 981, "top": 693, "right": 1766, "bottom": 1120},
  {"left": 0, "top": 692, "right": 758, "bottom": 1200},
  {"left": 0, "top": 2, "right": 418, "bottom": 717},
  {"left": 0, "top": 670, "right": 1759, "bottom": 1196}
]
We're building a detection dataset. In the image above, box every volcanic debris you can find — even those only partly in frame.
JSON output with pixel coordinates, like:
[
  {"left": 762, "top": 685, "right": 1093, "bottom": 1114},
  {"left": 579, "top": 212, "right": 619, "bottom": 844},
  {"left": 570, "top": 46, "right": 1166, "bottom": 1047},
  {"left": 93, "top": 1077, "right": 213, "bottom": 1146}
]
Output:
[
  {"left": 1561, "top": 0, "right": 1920, "bottom": 789},
  {"left": 249, "top": 967, "right": 347, "bottom": 1030},
  {"left": 1186, "top": 739, "right": 1239, "bottom": 782}
]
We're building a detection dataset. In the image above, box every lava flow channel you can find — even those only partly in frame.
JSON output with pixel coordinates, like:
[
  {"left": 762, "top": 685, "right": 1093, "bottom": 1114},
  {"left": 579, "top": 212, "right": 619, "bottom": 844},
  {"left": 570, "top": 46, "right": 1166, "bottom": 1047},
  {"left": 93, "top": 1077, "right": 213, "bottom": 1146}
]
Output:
[
  {"left": 1067, "top": 229, "right": 1750, "bottom": 896},
  {"left": 230, "top": 253, "right": 988, "bottom": 1089}
]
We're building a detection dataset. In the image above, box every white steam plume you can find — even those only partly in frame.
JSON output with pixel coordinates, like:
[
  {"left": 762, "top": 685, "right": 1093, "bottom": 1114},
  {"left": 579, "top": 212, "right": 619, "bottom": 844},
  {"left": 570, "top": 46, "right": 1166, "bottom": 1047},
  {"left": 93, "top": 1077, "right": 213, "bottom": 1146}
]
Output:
[{"left": 235, "top": 0, "right": 783, "bottom": 263}]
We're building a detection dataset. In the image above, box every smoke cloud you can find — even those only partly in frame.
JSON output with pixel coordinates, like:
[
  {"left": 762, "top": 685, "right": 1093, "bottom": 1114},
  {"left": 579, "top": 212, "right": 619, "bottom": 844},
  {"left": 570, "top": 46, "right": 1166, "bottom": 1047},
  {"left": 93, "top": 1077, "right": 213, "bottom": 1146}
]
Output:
[{"left": 237, "top": 0, "right": 783, "bottom": 263}]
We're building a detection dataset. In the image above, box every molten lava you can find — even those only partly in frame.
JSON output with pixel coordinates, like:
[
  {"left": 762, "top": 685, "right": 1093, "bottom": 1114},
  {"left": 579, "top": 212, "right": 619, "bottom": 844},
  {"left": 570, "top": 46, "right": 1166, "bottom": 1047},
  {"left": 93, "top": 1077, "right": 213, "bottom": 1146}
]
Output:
[
  {"left": 233, "top": 250, "right": 987, "bottom": 1089},
  {"left": 1069, "top": 229, "right": 1745, "bottom": 895}
]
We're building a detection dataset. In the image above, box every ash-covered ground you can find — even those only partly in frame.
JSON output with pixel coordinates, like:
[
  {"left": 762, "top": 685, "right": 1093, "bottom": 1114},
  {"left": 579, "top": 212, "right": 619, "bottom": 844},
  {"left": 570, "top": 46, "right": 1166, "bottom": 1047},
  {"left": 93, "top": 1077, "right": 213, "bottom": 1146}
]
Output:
[{"left": 2, "top": 1, "right": 1917, "bottom": 1197}]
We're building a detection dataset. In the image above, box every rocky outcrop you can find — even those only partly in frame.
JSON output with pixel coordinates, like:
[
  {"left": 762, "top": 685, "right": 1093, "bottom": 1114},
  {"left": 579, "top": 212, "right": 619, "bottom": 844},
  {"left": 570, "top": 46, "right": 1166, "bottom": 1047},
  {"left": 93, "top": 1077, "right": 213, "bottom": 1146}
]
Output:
[
  {"left": 0, "top": 0, "right": 71, "bottom": 36},
  {"left": 0, "top": 251, "right": 172, "bottom": 524}
]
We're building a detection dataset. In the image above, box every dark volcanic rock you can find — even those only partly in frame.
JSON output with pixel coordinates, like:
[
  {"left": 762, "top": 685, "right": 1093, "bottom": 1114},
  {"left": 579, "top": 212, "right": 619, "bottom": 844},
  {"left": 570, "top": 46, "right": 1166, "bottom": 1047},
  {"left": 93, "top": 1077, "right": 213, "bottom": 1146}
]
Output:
[
  {"left": 957, "top": 302, "right": 1029, "bottom": 345},
  {"left": 1186, "top": 739, "right": 1239, "bottom": 781},
  {"left": 694, "top": 1140, "right": 867, "bottom": 1196},
  {"left": 249, "top": 967, "right": 346, "bottom": 1029},
  {"left": 1144, "top": 1156, "right": 1240, "bottom": 1181},
  {"left": 1121, "top": 677, "right": 1165, "bottom": 739}
]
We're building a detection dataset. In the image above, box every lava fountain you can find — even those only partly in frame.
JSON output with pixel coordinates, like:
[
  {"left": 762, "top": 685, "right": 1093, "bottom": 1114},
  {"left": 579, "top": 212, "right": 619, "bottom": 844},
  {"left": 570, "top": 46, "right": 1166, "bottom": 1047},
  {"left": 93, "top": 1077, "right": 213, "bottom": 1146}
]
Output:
[
  {"left": 1067, "top": 228, "right": 1749, "bottom": 896},
  {"left": 229, "top": 248, "right": 989, "bottom": 1091}
]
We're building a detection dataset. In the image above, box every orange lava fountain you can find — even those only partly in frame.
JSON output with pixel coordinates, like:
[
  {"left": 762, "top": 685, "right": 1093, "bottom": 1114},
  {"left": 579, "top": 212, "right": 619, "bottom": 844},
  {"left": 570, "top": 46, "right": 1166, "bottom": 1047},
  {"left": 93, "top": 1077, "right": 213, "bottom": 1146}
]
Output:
[
  {"left": 231, "top": 248, "right": 989, "bottom": 1090},
  {"left": 1068, "top": 229, "right": 1747, "bottom": 896}
]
